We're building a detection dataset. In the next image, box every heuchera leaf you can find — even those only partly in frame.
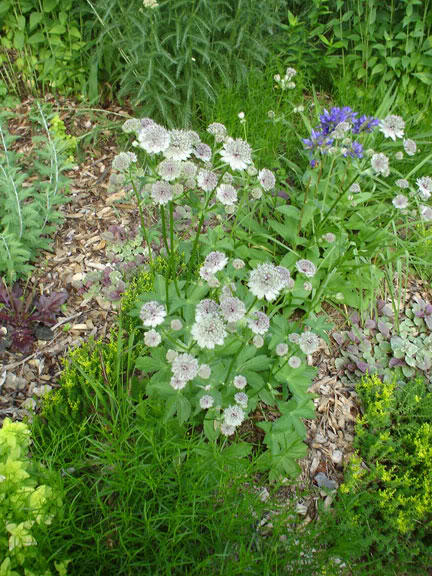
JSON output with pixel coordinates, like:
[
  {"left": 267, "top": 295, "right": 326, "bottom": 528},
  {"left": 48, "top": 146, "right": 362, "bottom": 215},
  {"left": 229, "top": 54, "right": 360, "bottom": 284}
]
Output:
[{"left": 33, "top": 291, "right": 68, "bottom": 325}]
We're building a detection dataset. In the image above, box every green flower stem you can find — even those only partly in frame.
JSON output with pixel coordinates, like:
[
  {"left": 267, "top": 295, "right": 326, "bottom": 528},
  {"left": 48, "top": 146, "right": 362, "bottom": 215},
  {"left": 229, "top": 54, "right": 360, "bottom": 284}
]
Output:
[
  {"left": 169, "top": 201, "right": 181, "bottom": 297},
  {"left": 319, "top": 172, "right": 361, "bottom": 230},
  {"left": 161, "top": 329, "right": 189, "bottom": 351},
  {"left": 186, "top": 188, "right": 216, "bottom": 284},
  {"left": 130, "top": 170, "right": 154, "bottom": 271},
  {"left": 245, "top": 296, "right": 258, "bottom": 316},
  {"left": 160, "top": 206, "right": 171, "bottom": 308}
]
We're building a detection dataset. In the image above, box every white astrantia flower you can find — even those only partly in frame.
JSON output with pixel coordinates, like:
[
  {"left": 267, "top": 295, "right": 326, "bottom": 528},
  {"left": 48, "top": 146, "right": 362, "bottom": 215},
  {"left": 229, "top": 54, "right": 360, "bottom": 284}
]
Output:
[
  {"left": 247, "top": 165, "right": 258, "bottom": 176},
  {"left": 193, "top": 143, "right": 212, "bottom": 162},
  {"left": 203, "top": 251, "right": 228, "bottom": 273},
  {"left": 221, "top": 285, "right": 233, "bottom": 299},
  {"left": 258, "top": 168, "right": 276, "bottom": 191},
  {"left": 222, "top": 172, "right": 233, "bottom": 184},
  {"left": 199, "top": 266, "right": 218, "bottom": 285},
  {"left": 420, "top": 205, "right": 432, "bottom": 222},
  {"left": 285, "top": 67, "right": 297, "bottom": 80},
  {"left": 197, "top": 169, "right": 218, "bottom": 192},
  {"left": 247, "top": 311, "right": 270, "bottom": 335},
  {"left": 379, "top": 115, "right": 405, "bottom": 141},
  {"left": 299, "top": 332, "right": 320, "bottom": 355},
  {"left": 172, "top": 183, "right": 184, "bottom": 195},
  {"left": 234, "top": 392, "right": 248, "bottom": 408},
  {"left": 251, "top": 187, "right": 262, "bottom": 200},
  {"left": 195, "top": 299, "right": 221, "bottom": 321},
  {"left": 288, "top": 333, "right": 300, "bottom": 344},
  {"left": 198, "top": 364, "right": 211, "bottom": 379},
  {"left": 233, "top": 375, "right": 247, "bottom": 390},
  {"left": 232, "top": 258, "right": 245, "bottom": 270},
  {"left": 164, "top": 130, "right": 194, "bottom": 160},
  {"left": 396, "top": 178, "right": 409, "bottom": 189},
  {"left": 170, "top": 374, "right": 187, "bottom": 390},
  {"left": 140, "top": 118, "right": 156, "bottom": 129},
  {"left": 191, "top": 315, "right": 227, "bottom": 349},
  {"left": 248, "top": 262, "right": 286, "bottom": 301},
  {"left": 221, "top": 422, "right": 236, "bottom": 436},
  {"left": 371, "top": 153, "right": 390, "bottom": 177},
  {"left": 288, "top": 355, "right": 301, "bottom": 368},
  {"left": 275, "top": 266, "right": 291, "bottom": 288},
  {"left": 403, "top": 139, "right": 416, "bottom": 156},
  {"left": 208, "top": 122, "right": 227, "bottom": 142},
  {"left": 187, "top": 130, "right": 201, "bottom": 146},
  {"left": 172, "top": 353, "right": 199, "bottom": 382},
  {"left": 296, "top": 259, "right": 317, "bottom": 278},
  {"left": 220, "top": 297, "right": 246, "bottom": 323},
  {"left": 253, "top": 335, "right": 264, "bottom": 348},
  {"left": 170, "top": 319, "right": 182, "bottom": 331},
  {"left": 349, "top": 183, "right": 361, "bottom": 194},
  {"left": 276, "top": 343, "right": 288, "bottom": 357},
  {"left": 112, "top": 151, "right": 137, "bottom": 171},
  {"left": 416, "top": 176, "right": 432, "bottom": 200},
  {"left": 223, "top": 404, "right": 245, "bottom": 427},
  {"left": 392, "top": 194, "right": 408, "bottom": 209},
  {"left": 216, "top": 183, "right": 238, "bottom": 206},
  {"left": 144, "top": 329, "right": 161, "bottom": 347},
  {"left": 140, "top": 301, "right": 166, "bottom": 327},
  {"left": 184, "top": 177, "right": 196, "bottom": 190},
  {"left": 220, "top": 138, "right": 252, "bottom": 171},
  {"left": 200, "top": 395, "right": 214, "bottom": 409},
  {"left": 151, "top": 181, "right": 174, "bottom": 205},
  {"left": 395, "top": 151, "right": 404, "bottom": 161},
  {"left": 331, "top": 122, "right": 351, "bottom": 139},
  {"left": 122, "top": 118, "right": 142, "bottom": 134},
  {"left": 322, "top": 232, "right": 336, "bottom": 243},
  {"left": 166, "top": 349, "right": 178, "bottom": 363},
  {"left": 303, "top": 281, "right": 312, "bottom": 291},
  {"left": 182, "top": 161, "right": 197, "bottom": 178},
  {"left": 157, "top": 159, "right": 182, "bottom": 181},
  {"left": 138, "top": 123, "right": 170, "bottom": 153}
]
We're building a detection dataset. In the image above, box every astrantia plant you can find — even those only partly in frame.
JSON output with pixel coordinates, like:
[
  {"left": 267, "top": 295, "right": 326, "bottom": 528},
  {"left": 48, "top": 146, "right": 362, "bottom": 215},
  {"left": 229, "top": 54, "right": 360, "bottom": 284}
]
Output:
[
  {"left": 111, "top": 116, "right": 280, "bottom": 295},
  {"left": 132, "top": 254, "right": 325, "bottom": 480}
]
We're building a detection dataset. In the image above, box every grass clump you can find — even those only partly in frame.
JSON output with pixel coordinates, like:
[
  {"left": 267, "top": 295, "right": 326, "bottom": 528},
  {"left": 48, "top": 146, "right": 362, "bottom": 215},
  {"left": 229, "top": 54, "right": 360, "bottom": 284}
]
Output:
[{"left": 32, "top": 333, "right": 345, "bottom": 576}]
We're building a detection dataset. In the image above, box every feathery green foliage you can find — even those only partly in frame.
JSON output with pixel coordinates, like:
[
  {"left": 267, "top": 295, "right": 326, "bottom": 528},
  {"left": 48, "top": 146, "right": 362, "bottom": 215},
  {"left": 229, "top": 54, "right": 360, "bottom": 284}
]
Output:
[
  {"left": 79, "top": 0, "right": 284, "bottom": 124},
  {"left": 0, "top": 105, "right": 70, "bottom": 280}
]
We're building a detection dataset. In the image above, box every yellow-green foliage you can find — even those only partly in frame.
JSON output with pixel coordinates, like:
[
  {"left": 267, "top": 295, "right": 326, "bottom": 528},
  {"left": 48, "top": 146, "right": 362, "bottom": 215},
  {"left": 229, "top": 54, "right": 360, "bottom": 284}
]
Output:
[
  {"left": 0, "top": 418, "right": 67, "bottom": 576},
  {"left": 41, "top": 336, "right": 120, "bottom": 423},
  {"left": 337, "top": 375, "right": 432, "bottom": 571},
  {"left": 50, "top": 115, "right": 77, "bottom": 162}
]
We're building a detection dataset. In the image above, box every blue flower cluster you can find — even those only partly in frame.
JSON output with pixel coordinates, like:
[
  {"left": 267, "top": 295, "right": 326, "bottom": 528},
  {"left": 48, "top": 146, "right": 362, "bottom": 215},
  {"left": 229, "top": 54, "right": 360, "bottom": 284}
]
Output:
[{"left": 303, "top": 106, "right": 379, "bottom": 166}]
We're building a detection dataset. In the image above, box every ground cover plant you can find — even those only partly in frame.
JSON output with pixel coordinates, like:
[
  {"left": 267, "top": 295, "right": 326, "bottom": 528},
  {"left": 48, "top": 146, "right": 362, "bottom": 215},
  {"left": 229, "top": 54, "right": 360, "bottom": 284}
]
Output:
[
  {"left": 324, "top": 374, "right": 432, "bottom": 574},
  {"left": 334, "top": 296, "right": 432, "bottom": 386},
  {"left": 0, "top": 417, "right": 67, "bottom": 576}
]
